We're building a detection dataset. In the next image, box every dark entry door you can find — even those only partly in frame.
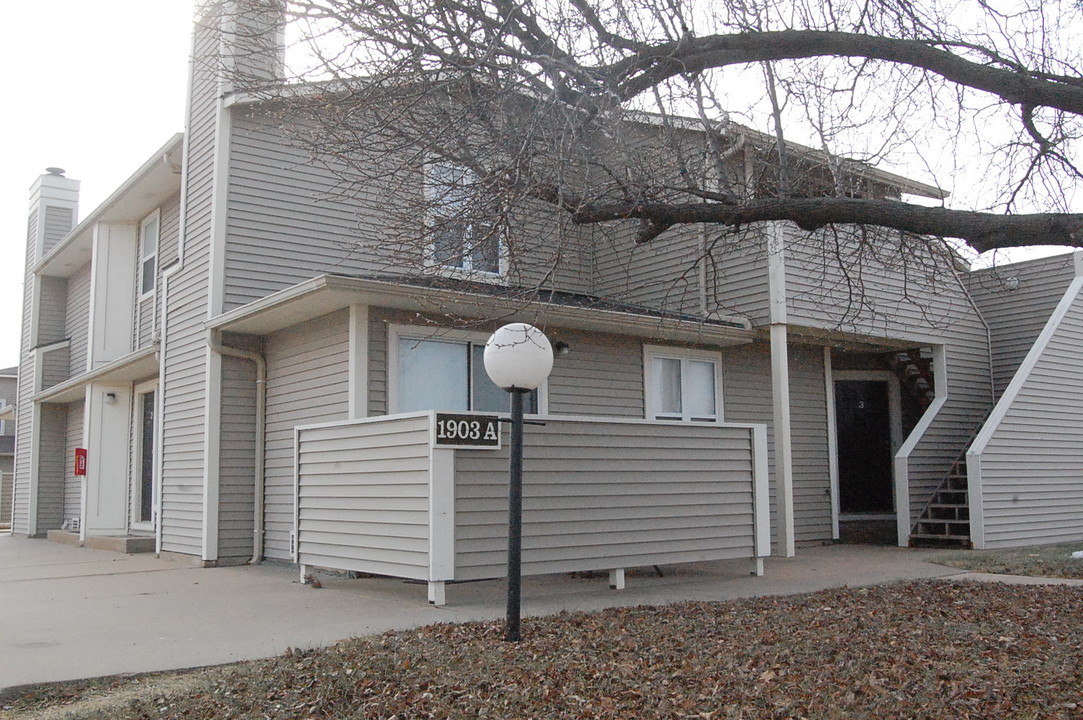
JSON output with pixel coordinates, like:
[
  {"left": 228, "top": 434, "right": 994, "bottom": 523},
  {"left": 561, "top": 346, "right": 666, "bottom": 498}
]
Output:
[{"left": 835, "top": 380, "right": 894, "bottom": 513}]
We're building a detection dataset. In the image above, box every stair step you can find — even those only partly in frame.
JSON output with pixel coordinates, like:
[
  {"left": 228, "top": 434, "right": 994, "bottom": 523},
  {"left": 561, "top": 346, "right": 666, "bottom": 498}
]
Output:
[
  {"left": 917, "top": 518, "right": 971, "bottom": 527},
  {"left": 911, "top": 533, "right": 971, "bottom": 541}
]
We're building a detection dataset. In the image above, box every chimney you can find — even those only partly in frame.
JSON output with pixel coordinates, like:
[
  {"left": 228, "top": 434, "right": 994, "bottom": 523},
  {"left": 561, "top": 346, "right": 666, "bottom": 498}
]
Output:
[
  {"left": 210, "top": 0, "right": 287, "bottom": 92},
  {"left": 27, "top": 167, "right": 80, "bottom": 263}
]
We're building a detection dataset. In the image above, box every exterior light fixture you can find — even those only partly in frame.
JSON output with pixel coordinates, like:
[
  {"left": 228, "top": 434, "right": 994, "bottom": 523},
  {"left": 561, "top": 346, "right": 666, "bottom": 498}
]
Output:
[
  {"left": 483, "top": 323, "right": 554, "bottom": 642},
  {"left": 553, "top": 340, "right": 570, "bottom": 355},
  {"left": 104, "top": 392, "right": 117, "bottom": 405}
]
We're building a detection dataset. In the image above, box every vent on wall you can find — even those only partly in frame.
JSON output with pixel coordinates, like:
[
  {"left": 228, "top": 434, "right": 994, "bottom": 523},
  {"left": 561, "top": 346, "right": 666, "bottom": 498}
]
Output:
[{"left": 61, "top": 517, "right": 80, "bottom": 532}]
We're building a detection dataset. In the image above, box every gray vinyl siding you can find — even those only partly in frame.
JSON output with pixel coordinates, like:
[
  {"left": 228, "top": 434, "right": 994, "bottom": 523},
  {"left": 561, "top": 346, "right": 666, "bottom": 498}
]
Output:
[
  {"left": 40, "top": 347, "right": 70, "bottom": 391},
  {"left": 592, "top": 223, "right": 706, "bottom": 317},
  {"left": 158, "top": 23, "right": 217, "bottom": 556},
  {"left": 43, "top": 206, "right": 75, "bottom": 255},
  {"left": 13, "top": 212, "right": 40, "bottom": 534},
  {"left": 967, "top": 253, "right": 1076, "bottom": 397},
  {"left": 781, "top": 225, "right": 993, "bottom": 524},
  {"left": 37, "top": 276, "right": 68, "bottom": 348},
  {"left": 544, "top": 329, "right": 644, "bottom": 418},
  {"left": 11, "top": 363, "right": 33, "bottom": 534},
  {"left": 224, "top": 109, "right": 392, "bottom": 310},
  {"left": 503, "top": 201, "right": 595, "bottom": 295},
  {"left": 262, "top": 309, "right": 350, "bottom": 560},
  {"left": 65, "top": 263, "right": 92, "bottom": 376},
  {"left": 708, "top": 229, "right": 771, "bottom": 326},
  {"left": 218, "top": 355, "right": 257, "bottom": 563},
  {"left": 296, "top": 415, "right": 432, "bottom": 578},
  {"left": 159, "top": 192, "right": 182, "bottom": 268},
  {"left": 788, "top": 345, "right": 832, "bottom": 543},
  {"left": 63, "top": 400, "right": 85, "bottom": 523},
  {"left": 35, "top": 404, "right": 67, "bottom": 532},
  {"left": 224, "top": 109, "right": 594, "bottom": 311},
  {"left": 971, "top": 280, "right": 1083, "bottom": 548},
  {"left": 0, "top": 469, "right": 10, "bottom": 526},
  {"left": 454, "top": 420, "right": 757, "bottom": 580}
]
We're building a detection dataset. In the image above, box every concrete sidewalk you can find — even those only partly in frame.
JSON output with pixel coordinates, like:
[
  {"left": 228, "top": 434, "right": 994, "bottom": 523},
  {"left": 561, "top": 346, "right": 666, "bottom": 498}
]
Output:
[{"left": 1, "top": 535, "right": 962, "bottom": 692}]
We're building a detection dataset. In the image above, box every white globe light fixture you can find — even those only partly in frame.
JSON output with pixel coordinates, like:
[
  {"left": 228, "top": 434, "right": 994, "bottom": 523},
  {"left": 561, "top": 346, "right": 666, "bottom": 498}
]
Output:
[
  {"left": 483, "top": 323, "right": 554, "bottom": 391},
  {"left": 482, "top": 322, "right": 554, "bottom": 642}
]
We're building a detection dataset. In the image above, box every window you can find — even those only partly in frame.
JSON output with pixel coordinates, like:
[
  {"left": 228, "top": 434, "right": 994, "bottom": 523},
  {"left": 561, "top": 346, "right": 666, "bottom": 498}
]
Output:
[
  {"left": 425, "top": 162, "right": 502, "bottom": 275},
  {"left": 644, "top": 346, "right": 722, "bottom": 422},
  {"left": 139, "top": 211, "right": 159, "bottom": 296},
  {"left": 392, "top": 328, "right": 539, "bottom": 414}
]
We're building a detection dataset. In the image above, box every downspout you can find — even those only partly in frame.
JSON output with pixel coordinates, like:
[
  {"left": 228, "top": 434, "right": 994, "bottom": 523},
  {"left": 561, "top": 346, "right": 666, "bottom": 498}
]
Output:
[{"left": 207, "top": 329, "right": 267, "bottom": 564}]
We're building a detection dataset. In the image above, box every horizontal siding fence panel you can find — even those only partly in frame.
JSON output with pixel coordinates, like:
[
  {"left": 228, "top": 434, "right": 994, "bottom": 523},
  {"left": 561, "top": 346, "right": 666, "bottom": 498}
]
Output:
[{"left": 296, "top": 412, "right": 769, "bottom": 604}]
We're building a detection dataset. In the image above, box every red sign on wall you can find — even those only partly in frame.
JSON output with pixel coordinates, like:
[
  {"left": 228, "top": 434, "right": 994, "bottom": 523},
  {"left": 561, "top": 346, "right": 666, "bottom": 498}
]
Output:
[{"left": 74, "top": 448, "right": 87, "bottom": 476}]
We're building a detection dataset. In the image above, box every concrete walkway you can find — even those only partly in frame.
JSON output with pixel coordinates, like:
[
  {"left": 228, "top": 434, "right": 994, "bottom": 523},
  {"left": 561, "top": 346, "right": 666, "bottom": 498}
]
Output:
[{"left": 1, "top": 535, "right": 964, "bottom": 692}]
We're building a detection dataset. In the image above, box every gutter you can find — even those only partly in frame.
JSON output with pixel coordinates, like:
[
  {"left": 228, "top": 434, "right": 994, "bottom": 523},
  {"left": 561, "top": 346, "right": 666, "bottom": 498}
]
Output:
[{"left": 207, "top": 329, "right": 267, "bottom": 564}]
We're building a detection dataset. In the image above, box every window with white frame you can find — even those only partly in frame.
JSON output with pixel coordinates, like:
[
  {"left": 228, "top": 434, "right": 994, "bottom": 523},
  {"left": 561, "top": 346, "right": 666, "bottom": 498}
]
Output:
[
  {"left": 425, "top": 162, "right": 502, "bottom": 275},
  {"left": 139, "top": 210, "right": 160, "bottom": 296},
  {"left": 644, "top": 346, "right": 722, "bottom": 422},
  {"left": 393, "top": 328, "right": 538, "bottom": 414}
]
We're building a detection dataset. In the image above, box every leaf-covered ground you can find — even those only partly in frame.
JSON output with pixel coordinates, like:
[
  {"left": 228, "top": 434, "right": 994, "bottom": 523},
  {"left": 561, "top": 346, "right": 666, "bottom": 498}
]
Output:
[
  {"left": 935, "top": 542, "right": 1083, "bottom": 580},
  {"left": 6, "top": 580, "right": 1081, "bottom": 719}
]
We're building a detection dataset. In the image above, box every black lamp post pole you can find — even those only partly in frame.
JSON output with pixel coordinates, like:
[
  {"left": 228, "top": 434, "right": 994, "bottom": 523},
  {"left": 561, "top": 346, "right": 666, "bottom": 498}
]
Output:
[{"left": 505, "top": 388, "right": 525, "bottom": 642}]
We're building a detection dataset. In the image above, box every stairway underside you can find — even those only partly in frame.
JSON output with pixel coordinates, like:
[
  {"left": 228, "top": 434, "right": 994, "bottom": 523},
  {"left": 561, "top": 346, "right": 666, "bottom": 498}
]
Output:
[{"left": 909, "top": 462, "right": 971, "bottom": 548}]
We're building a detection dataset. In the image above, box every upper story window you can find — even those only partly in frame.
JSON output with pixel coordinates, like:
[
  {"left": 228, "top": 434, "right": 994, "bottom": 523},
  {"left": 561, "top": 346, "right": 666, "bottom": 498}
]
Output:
[
  {"left": 643, "top": 345, "right": 722, "bottom": 422},
  {"left": 425, "top": 162, "right": 503, "bottom": 276},
  {"left": 139, "top": 210, "right": 159, "bottom": 297},
  {"left": 391, "top": 326, "right": 540, "bottom": 414}
]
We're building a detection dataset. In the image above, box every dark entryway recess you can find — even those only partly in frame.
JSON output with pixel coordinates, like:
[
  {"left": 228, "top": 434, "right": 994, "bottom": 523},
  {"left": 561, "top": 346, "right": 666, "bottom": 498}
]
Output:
[{"left": 835, "top": 380, "right": 894, "bottom": 513}]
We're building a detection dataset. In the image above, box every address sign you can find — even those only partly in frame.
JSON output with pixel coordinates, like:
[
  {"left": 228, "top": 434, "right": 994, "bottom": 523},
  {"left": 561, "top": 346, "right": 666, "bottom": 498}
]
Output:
[{"left": 434, "top": 413, "right": 501, "bottom": 449}]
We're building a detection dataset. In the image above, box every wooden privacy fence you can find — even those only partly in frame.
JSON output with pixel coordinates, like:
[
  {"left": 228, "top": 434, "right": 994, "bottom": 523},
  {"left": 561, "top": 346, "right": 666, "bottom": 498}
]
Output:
[{"left": 295, "top": 412, "right": 770, "bottom": 605}]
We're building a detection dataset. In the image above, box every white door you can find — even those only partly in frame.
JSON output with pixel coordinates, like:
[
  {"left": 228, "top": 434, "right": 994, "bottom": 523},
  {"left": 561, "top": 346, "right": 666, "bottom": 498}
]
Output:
[{"left": 82, "top": 385, "right": 132, "bottom": 536}]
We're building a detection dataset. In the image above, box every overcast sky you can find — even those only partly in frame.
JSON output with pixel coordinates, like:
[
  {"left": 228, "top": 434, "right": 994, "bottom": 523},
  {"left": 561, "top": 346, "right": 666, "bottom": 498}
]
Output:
[
  {"left": 0, "top": 1, "right": 195, "bottom": 367},
  {"left": 0, "top": 1, "right": 1070, "bottom": 370}
]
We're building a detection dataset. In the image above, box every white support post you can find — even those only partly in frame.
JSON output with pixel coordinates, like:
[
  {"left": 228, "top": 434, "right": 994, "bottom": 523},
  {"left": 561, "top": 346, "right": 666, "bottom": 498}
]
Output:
[
  {"left": 428, "top": 581, "right": 446, "bottom": 606},
  {"left": 823, "top": 347, "right": 840, "bottom": 540},
  {"left": 429, "top": 447, "right": 456, "bottom": 587},
  {"left": 751, "top": 424, "right": 772, "bottom": 558},
  {"left": 766, "top": 225, "right": 796, "bottom": 558},
  {"left": 348, "top": 305, "right": 369, "bottom": 419},
  {"left": 299, "top": 564, "right": 308, "bottom": 583},
  {"left": 609, "top": 568, "right": 625, "bottom": 590},
  {"left": 749, "top": 557, "right": 765, "bottom": 576},
  {"left": 769, "top": 324, "right": 796, "bottom": 557}
]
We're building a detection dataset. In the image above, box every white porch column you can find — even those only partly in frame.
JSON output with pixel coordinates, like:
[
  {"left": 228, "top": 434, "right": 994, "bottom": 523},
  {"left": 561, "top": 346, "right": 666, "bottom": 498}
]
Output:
[
  {"left": 767, "top": 225, "right": 795, "bottom": 557},
  {"left": 348, "top": 304, "right": 369, "bottom": 419}
]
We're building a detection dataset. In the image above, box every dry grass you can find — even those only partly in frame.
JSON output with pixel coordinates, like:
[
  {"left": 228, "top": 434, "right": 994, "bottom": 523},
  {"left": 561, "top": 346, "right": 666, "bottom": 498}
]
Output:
[
  {"left": 934, "top": 541, "right": 1083, "bottom": 579},
  {"left": 4, "top": 580, "right": 1081, "bottom": 720}
]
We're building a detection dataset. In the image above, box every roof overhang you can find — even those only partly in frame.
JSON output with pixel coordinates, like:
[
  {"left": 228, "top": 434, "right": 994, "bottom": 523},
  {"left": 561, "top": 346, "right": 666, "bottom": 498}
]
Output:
[
  {"left": 34, "top": 346, "right": 159, "bottom": 404},
  {"left": 34, "top": 134, "right": 184, "bottom": 279},
  {"left": 0, "top": 404, "right": 15, "bottom": 422},
  {"left": 210, "top": 275, "right": 756, "bottom": 347}
]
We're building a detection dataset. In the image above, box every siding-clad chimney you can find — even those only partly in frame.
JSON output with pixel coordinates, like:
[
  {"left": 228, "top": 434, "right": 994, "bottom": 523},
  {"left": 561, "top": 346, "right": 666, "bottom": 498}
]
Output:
[
  {"left": 27, "top": 168, "right": 80, "bottom": 262},
  {"left": 12, "top": 169, "right": 80, "bottom": 535}
]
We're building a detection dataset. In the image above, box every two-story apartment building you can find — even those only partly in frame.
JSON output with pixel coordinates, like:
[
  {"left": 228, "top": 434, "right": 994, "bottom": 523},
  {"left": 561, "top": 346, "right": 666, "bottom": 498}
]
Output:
[{"left": 10, "top": 1, "right": 1082, "bottom": 596}]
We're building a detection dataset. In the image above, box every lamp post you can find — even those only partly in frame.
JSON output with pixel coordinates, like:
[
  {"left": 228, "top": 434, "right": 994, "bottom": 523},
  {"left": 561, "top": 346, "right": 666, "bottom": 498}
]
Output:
[{"left": 483, "top": 323, "right": 554, "bottom": 642}]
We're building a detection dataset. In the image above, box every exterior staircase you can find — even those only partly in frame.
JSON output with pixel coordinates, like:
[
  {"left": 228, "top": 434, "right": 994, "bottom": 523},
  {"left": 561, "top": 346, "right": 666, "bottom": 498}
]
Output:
[{"left": 909, "top": 458, "right": 972, "bottom": 547}]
